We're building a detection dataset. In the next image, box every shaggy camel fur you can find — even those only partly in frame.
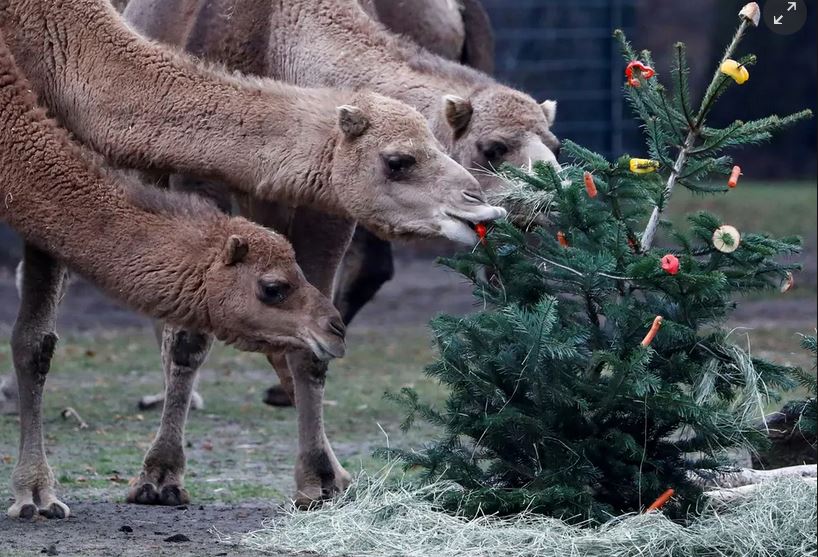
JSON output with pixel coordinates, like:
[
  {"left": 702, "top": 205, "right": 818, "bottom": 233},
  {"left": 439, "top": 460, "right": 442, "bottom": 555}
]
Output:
[
  {"left": 0, "top": 0, "right": 505, "bottom": 508},
  {"left": 359, "top": 0, "right": 495, "bottom": 74},
  {"left": 123, "top": 0, "right": 559, "bottom": 505},
  {"left": 0, "top": 31, "right": 346, "bottom": 519},
  {"left": 332, "top": 0, "right": 497, "bottom": 343}
]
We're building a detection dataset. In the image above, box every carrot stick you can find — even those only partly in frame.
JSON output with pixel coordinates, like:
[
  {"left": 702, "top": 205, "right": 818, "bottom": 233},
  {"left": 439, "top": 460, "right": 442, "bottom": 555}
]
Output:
[
  {"left": 641, "top": 316, "right": 663, "bottom": 347},
  {"left": 584, "top": 171, "right": 598, "bottom": 198},
  {"left": 728, "top": 165, "right": 742, "bottom": 188},
  {"left": 646, "top": 488, "right": 675, "bottom": 512}
]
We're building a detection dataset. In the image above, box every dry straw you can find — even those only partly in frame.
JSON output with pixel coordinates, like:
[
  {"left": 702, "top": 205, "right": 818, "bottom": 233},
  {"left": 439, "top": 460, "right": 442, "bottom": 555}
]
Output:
[{"left": 229, "top": 468, "right": 816, "bottom": 557}]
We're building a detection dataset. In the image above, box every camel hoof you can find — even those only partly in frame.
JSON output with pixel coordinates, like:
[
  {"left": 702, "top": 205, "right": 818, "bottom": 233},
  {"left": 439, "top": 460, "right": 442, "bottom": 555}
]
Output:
[
  {"left": 127, "top": 482, "right": 160, "bottom": 505},
  {"left": 263, "top": 385, "right": 294, "bottom": 407},
  {"left": 292, "top": 493, "right": 325, "bottom": 511},
  {"left": 137, "top": 396, "right": 162, "bottom": 411},
  {"left": 190, "top": 391, "right": 205, "bottom": 411},
  {"left": 0, "top": 386, "right": 19, "bottom": 415},
  {"left": 159, "top": 485, "right": 190, "bottom": 507},
  {"left": 39, "top": 501, "right": 69, "bottom": 519},
  {"left": 11, "top": 503, "right": 38, "bottom": 520}
]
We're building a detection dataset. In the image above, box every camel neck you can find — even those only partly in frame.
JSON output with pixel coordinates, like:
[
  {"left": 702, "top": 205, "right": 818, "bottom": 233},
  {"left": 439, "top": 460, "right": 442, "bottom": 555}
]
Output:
[
  {"left": 0, "top": 35, "right": 217, "bottom": 331},
  {"left": 0, "top": 0, "right": 338, "bottom": 209}
]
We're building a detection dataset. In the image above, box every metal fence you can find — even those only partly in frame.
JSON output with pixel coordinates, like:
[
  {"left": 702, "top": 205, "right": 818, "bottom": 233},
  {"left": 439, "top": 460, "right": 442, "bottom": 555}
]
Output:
[{"left": 483, "top": 0, "right": 638, "bottom": 159}]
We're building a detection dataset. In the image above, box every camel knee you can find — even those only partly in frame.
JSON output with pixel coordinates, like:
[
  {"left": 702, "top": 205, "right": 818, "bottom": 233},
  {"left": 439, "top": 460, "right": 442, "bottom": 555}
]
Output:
[
  {"left": 11, "top": 329, "right": 58, "bottom": 383},
  {"left": 164, "top": 329, "right": 211, "bottom": 371},
  {"left": 296, "top": 357, "right": 329, "bottom": 386}
]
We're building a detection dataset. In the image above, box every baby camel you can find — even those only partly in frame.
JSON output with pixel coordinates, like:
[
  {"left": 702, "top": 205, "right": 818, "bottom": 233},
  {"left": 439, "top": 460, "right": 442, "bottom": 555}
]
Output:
[
  {"left": 0, "top": 0, "right": 505, "bottom": 508},
  {"left": 0, "top": 31, "right": 345, "bottom": 519}
]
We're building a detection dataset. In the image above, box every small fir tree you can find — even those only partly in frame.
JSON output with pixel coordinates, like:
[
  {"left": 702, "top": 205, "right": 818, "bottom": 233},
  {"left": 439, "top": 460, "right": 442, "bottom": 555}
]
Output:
[
  {"left": 381, "top": 5, "right": 812, "bottom": 521},
  {"left": 789, "top": 334, "right": 817, "bottom": 437}
]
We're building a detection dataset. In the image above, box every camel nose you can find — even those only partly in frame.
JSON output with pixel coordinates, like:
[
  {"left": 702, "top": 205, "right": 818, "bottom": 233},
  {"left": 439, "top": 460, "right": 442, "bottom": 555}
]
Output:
[
  {"left": 322, "top": 316, "right": 346, "bottom": 339},
  {"left": 462, "top": 190, "right": 487, "bottom": 204}
]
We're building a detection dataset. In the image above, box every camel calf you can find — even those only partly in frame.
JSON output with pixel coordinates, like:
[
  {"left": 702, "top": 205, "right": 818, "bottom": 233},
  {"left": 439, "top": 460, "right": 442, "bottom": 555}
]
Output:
[{"left": 0, "top": 32, "right": 344, "bottom": 519}]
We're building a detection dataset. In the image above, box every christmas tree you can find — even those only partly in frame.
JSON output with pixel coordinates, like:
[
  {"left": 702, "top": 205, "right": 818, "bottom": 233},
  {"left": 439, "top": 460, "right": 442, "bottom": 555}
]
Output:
[
  {"left": 382, "top": 4, "right": 812, "bottom": 521},
  {"left": 790, "top": 334, "right": 816, "bottom": 437}
]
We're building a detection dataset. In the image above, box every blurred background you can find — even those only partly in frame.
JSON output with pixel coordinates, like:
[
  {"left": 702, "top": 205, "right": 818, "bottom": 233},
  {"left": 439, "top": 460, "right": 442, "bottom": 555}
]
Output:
[{"left": 483, "top": 0, "right": 816, "bottom": 174}]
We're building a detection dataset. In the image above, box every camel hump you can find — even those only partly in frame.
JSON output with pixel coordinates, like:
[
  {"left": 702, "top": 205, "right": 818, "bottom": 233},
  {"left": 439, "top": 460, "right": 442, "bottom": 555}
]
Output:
[{"left": 459, "top": 0, "right": 495, "bottom": 74}]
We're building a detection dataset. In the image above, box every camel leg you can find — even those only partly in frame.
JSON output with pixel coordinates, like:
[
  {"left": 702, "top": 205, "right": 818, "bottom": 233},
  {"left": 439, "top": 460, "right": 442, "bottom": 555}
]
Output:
[
  {"left": 263, "top": 225, "right": 392, "bottom": 408},
  {"left": 1, "top": 261, "right": 25, "bottom": 415},
  {"left": 128, "top": 326, "right": 213, "bottom": 506},
  {"left": 0, "top": 372, "right": 18, "bottom": 415},
  {"left": 289, "top": 350, "right": 352, "bottom": 507},
  {"left": 7, "top": 245, "right": 69, "bottom": 519},
  {"left": 137, "top": 320, "right": 204, "bottom": 412},
  {"left": 263, "top": 353, "right": 296, "bottom": 407},
  {"left": 135, "top": 173, "right": 225, "bottom": 412},
  {"left": 333, "top": 226, "right": 395, "bottom": 325}
]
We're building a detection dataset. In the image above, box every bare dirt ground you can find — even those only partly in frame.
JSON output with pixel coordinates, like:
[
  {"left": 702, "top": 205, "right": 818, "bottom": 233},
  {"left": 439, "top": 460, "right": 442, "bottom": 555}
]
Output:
[{"left": 0, "top": 503, "right": 282, "bottom": 557}]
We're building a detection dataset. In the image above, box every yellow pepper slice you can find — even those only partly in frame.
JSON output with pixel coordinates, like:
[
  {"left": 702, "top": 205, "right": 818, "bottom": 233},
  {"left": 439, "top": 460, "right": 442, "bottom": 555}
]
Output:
[
  {"left": 720, "top": 59, "right": 750, "bottom": 84},
  {"left": 629, "top": 158, "right": 660, "bottom": 174}
]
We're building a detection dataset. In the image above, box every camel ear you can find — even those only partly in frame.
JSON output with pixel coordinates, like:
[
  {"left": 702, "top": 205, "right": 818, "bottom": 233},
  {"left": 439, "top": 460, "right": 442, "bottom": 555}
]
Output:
[
  {"left": 337, "top": 105, "right": 370, "bottom": 138},
  {"left": 223, "top": 235, "right": 249, "bottom": 266},
  {"left": 541, "top": 100, "right": 557, "bottom": 127},
  {"left": 443, "top": 95, "right": 473, "bottom": 137}
]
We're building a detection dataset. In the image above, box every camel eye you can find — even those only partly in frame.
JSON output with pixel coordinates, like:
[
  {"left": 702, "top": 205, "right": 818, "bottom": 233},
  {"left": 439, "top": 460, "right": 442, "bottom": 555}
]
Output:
[
  {"left": 382, "top": 153, "right": 416, "bottom": 178},
  {"left": 480, "top": 140, "right": 509, "bottom": 164},
  {"left": 257, "top": 280, "right": 291, "bottom": 306}
]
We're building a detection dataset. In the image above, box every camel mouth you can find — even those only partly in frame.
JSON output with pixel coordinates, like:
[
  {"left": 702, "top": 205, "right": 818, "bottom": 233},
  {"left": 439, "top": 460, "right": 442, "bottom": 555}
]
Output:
[
  {"left": 440, "top": 213, "right": 479, "bottom": 244},
  {"left": 440, "top": 207, "right": 506, "bottom": 244},
  {"left": 302, "top": 328, "right": 346, "bottom": 361}
]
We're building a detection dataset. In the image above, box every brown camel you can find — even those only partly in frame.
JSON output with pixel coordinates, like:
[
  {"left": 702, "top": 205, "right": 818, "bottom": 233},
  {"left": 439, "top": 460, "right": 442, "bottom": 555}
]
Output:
[
  {"left": 333, "top": 0, "right": 497, "bottom": 351},
  {"left": 123, "top": 0, "right": 559, "bottom": 505},
  {"left": 0, "top": 30, "right": 346, "bottom": 519},
  {"left": 359, "top": 0, "right": 495, "bottom": 74},
  {"left": 0, "top": 0, "right": 505, "bottom": 509}
]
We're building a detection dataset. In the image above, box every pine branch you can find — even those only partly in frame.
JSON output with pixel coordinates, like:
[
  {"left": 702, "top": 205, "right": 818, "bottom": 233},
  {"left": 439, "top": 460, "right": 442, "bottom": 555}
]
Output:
[{"left": 640, "top": 11, "right": 755, "bottom": 251}]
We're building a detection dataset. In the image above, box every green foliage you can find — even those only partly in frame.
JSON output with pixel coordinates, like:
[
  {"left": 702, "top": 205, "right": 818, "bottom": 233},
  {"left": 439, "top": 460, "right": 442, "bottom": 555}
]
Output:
[
  {"left": 787, "top": 334, "right": 817, "bottom": 436},
  {"left": 381, "top": 22, "right": 812, "bottom": 522}
]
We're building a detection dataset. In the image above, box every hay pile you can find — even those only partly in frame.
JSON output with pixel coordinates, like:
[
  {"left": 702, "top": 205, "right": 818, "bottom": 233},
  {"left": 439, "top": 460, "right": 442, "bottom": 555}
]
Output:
[{"left": 234, "top": 470, "right": 816, "bottom": 557}]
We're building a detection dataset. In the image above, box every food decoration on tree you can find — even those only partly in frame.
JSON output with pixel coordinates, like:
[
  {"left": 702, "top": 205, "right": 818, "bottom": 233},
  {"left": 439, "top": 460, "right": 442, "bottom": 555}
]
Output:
[
  {"left": 645, "top": 488, "right": 675, "bottom": 513},
  {"left": 781, "top": 271, "right": 795, "bottom": 293},
  {"left": 583, "top": 171, "right": 598, "bottom": 198},
  {"left": 720, "top": 59, "right": 750, "bottom": 84},
  {"left": 641, "top": 316, "right": 664, "bottom": 347},
  {"left": 712, "top": 225, "right": 741, "bottom": 253},
  {"left": 739, "top": 2, "right": 761, "bottom": 26},
  {"left": 728, "top": 165, "right": 742, "bottom": 188},
  {"left": 625, "top": 60, "right": 655, "bottom": 87},
  {"left": 661, "top": 254, "right": 680, "bottom": 275},
  {"left": 629, "top": 158, "right": 659, "bottom": 174},
  {"left": 475, "top": 223, "right": 488, "bottom": 245}
]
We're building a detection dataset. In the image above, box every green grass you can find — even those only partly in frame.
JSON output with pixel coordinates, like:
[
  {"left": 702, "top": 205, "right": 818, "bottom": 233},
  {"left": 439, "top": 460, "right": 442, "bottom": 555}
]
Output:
[
  {"left": 667, "top": 181, "right": 816, "bottom": 238},
  {"left": 0, "top": 327, "right": 447, "bottom": 505},
  {"left": 667, "top": 181, "right": 817, "bottom": 295}
]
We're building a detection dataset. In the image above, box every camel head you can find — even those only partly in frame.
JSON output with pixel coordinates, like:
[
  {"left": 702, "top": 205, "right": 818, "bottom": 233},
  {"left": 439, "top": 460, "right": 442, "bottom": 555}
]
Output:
[
  {"left": 204, "top": 218, "right": 345, "bottom": 360},
  {"left": 331, "top": 92, "right": 507, "bottom": 245},
  {"left": 441, "top": 86, "right": 561, "bottom": 189}
]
